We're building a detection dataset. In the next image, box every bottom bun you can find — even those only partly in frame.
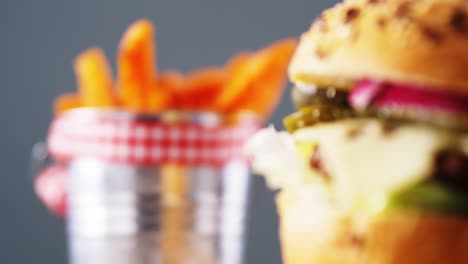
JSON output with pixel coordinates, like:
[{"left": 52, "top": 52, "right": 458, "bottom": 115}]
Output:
[{"left": 276, "top": 187, "right": 468, "bottom": 264}]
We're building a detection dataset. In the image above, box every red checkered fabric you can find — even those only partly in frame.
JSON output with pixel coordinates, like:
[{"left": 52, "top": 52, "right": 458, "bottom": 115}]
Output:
[
  {"left": 34, "top": 165, "right": 67, "bottom": 217},
  {"left": 47, "top": 113, "right": 259, "bottom": 167}
]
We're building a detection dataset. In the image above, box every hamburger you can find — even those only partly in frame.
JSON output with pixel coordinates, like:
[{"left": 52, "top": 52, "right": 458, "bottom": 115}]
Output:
[{"left": 245, "top": 0, "right": 468, "bottom": 263}]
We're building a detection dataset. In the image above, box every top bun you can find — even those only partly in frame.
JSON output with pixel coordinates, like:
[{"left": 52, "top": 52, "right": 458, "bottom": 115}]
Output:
[{"left": 289, "top": 0, "right": 468, "bottom": 95}]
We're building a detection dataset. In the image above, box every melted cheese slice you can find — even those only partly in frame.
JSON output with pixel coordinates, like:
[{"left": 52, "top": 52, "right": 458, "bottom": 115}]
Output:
[
  {"left": 294, "top": 118, "right": 468, "bottom": 211},
  {"left": 244, "top": 125, "right": 330, "bottom": 197}
]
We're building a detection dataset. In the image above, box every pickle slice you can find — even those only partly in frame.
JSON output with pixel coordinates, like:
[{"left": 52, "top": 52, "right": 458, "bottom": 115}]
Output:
[
  {"left": 292, "top": 86, "right": 349, "bottom": 110},
  {"left": 283, "top": 105, "right": 353, "bottom": 132}
]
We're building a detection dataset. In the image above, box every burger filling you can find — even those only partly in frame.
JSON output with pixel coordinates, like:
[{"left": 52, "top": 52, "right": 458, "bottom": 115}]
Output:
[
  {"left": 247, "top": 78, "right": 468, "bottom": 216},
  {"left": 293, "top": 118, "right": 468, "bottom": 215}
]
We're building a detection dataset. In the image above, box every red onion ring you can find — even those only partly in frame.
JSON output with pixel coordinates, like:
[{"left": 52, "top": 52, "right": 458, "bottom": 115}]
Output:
[{"left": 349, "top": 79, "right": 468, "bottom": 116}]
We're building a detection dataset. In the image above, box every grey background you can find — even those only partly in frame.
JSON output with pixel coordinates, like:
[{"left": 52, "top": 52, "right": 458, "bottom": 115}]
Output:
[{"left": 1, "top": 0, "right": 336, "bottom": 263}]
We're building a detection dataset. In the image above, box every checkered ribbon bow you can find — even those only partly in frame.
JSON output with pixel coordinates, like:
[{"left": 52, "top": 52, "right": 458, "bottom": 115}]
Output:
[{"left": 47, "top": 111, "right": 259, "bottom": 167}]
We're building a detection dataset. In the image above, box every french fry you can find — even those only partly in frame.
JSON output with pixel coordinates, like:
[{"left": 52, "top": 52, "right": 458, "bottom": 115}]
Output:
[
  {"left": 172, "top": 68, "right": 225, "bottom": 110},
  {"left": 58, "top": 19, "right": 295, "bottom": 117},
  {"left": 149, "top": 79, "right": 173, "bottom": 112},
  {"left": 158, "top": 71, "right": 185, "bottom": 91},
  {"left": 215, "top": 54, "right": 259, "bottom": 112},
  {"left": 74, "top": 47, "right": 114, "bottom": 107},
  {"left": 117, "top": 19, "right": 160, "bottom": 112},
  {"left": 226, "top": 52, "right": 252, "bottom": 74},
  {"left": 231, "top": 76, "right": 285, "bottom": 118},
  {"left": 53, "top": 93, "right": 81, "bottom": 115},
  {"left": 155, "top": 71, "right": 184, "bottom": 109},
  {"left": 216, "top": 39, "right": 297, "bottom": 118}
]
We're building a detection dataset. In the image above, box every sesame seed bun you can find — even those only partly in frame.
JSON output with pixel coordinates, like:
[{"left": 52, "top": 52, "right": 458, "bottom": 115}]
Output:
[
  {"left": 277, "top": 188, "right": 468, "bottom": 264},
  {"left": 289, "top": 0, "right": 468, "bottom": 95}
]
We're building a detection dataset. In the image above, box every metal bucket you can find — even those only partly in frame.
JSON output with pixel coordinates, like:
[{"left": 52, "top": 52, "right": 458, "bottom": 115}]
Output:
[{"left": 35, "top": 109, "right": 258, "bottom": 264}]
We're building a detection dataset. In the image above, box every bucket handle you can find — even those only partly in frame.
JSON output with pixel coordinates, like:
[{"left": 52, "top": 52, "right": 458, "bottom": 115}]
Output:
[{"left": 31, "top": 142, "right": 67, "bottom": 218}]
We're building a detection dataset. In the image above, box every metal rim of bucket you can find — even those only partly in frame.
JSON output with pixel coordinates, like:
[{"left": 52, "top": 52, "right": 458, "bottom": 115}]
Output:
[{"left": 56, "top": 108, "right": 260, "bottom": 127}]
